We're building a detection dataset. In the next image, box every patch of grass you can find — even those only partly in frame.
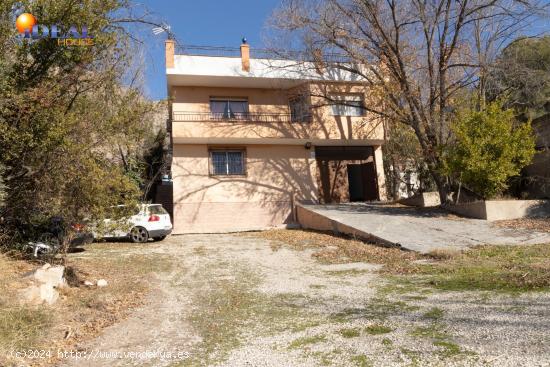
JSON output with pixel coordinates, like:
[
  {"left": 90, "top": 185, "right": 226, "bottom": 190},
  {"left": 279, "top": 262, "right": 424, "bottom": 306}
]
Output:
[
  {"left": 290, "top": 320, "right": 321, "bottom": 333},
  {"left": 434, "top": 340, "right": 462, "bottom": 357},
  {"left": 350, "top": 354, "right": 373, "bottom": 367},
  {"left": 331, "top": 297, "right": 419, "bottom": 323},
  {"left": 309, "top": 284, "right": 326, "bottom": 289},
  {"left": 409, "top": 324, "right": 449, "bottom": 341},
  {"left": 382, "top": 338, "right": 393, "bottom": 346},
  {"left": 180, "top": 269, "right": 321, "bottom": 365},
  {"left": 427, "top": 249, "right": 461, "bottom": 261},
  {"left": 325, "top": 269, "right": 371, "bottom": 276},
  {"left": 309, "top": 349, "right": 344, "bottom": 366},
  {"left": 368, "top": 298, "right": 420, "bottom": 319},
  {"left": 423, "top": 307, "right": 444, "bottom": 320},
  {"left": 400, "top": 348, "right": 421, "bottom": 366},
  {"left": 288, "top": 334, "right": 327, "bottom": 349},
  {"left": 0, "top": 307, "right": 52, "bottom": 352},
  {"left": 339, "top": 328, "right": 361, "bottom": 338},
  {"left": 182, "top": 270, "right": 260, "bottom": 365},
  {"left": 377, "top": 277, "right": 426, "bottom": 296},
  {"left": 404, "top": 295, "right": 428, "bottom": 301},
  {"left": 386, "top": 244, "right": 550, "bottom": 292},
  {"left": 365, "top": 324, "right": 393, "bottom": 335},
  {"left": 494, "top": 218, "right": 550, "bottom": 233},
  {"left": 193, "top": 246, "right": 207, "bottom": 255}
]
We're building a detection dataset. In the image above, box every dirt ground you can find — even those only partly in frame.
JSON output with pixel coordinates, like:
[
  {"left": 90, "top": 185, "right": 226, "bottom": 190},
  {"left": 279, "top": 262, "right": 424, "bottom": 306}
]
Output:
[{"left": 37, "top": 233, "right": 550, "bottom": 367}]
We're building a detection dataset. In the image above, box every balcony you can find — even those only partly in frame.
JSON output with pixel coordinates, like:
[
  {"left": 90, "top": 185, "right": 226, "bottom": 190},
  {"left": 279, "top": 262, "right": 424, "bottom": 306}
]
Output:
[{"left": 172, "top": 112, "right": 312, "bottom": 124}]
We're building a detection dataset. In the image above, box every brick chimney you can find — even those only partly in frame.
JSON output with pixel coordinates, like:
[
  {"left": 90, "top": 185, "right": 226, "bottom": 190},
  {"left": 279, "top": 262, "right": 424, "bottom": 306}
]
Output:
[
  {"left": 312, "top": 49, "right": 325, "bottom": 74},
  {"left": 240, "top": 38, "right": 250, "bottom": 72},
  {"left": 165, "top": 39, "right": 175, "bottom": 69}
]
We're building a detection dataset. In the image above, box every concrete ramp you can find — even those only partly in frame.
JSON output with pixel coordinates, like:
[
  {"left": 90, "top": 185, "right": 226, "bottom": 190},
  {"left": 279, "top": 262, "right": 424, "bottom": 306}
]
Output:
[{"left": 296, "top": 203, "right": 550, "bottom": 253}]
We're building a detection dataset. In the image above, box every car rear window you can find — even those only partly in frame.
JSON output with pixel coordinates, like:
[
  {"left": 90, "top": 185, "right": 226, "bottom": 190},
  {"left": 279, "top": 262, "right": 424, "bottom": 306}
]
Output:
[{"left": 148, "top": 205, "right": 168, "bottom": 215}]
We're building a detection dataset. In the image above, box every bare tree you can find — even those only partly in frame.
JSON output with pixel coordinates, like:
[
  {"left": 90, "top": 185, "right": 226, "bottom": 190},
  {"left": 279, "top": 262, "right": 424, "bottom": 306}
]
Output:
[{"left": 269, "top": 0, "right": 548, "bottom": 203}]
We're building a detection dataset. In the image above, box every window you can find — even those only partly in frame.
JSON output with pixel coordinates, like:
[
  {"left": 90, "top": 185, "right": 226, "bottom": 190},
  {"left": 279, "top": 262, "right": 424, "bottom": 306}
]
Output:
[
  {"left": 289, "top": 96, "right": 309, "bottom": 122},
  {"left": 330, "top": 95, "right": 365, "bottom": 117},
  {"left": 148, "top": 205, "right": 168, "bottom": 215},
  {"left": 210, "top": 150, "right": 245, "bottom": 176},
  {"left": 210, "top": 98, "right": 249, "bottom": 119}
]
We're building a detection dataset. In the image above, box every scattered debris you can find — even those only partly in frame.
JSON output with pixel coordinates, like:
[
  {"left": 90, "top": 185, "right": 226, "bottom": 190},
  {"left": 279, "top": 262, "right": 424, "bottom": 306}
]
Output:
[
  {"left": 83, "top": 280, "right": 94, "bottom": 287},
  {"left": 96, "top": 279, "right": 108, "bottom": 287},
  {"left": 33, "top": 264, "right": 66, "bottom": 288},
  {"left": 20, "top": 283, "right": 59, "bottom": 305},
  {"left": 19, "top": 264, "right": 66, "bottom": 305}
]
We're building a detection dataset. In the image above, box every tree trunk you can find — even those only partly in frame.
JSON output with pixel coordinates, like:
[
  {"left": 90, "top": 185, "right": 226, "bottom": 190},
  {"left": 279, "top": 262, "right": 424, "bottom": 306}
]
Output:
[{"left": 431, "top": 170, "right": 451, "bottom": 205}]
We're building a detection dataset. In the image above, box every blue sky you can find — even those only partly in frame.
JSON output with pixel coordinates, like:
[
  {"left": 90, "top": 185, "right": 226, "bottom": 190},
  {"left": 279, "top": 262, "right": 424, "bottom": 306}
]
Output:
[{"left": 137, "top": 0, "right": 281, "bottom": 100}]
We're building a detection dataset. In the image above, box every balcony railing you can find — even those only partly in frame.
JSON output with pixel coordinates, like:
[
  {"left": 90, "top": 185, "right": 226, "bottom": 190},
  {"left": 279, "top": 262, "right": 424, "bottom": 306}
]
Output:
[
  {"left": 173, "top": 112, "right": 312, "bottom": 123},
  {"left": 176, "top": 45, "right": 351, "bottom": 63}
]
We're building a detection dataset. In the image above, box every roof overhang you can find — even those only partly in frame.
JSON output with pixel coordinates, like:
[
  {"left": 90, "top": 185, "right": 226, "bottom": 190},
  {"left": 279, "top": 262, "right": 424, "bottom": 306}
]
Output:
[
  {"left": 167, "top": 55, "right": 364, "bottom": 90},
  {"left": 167, "top": 74, "right": 305, "bottom": 89},
  {"left": 172, "top": 137, "right": 384, "bottom": 146}
]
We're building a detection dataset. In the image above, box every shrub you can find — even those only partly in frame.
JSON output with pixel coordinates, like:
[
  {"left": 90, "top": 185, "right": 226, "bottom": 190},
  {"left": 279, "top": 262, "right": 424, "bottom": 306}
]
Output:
[{"left": 444, "top": 102, "right": 536, "bottom": 199}]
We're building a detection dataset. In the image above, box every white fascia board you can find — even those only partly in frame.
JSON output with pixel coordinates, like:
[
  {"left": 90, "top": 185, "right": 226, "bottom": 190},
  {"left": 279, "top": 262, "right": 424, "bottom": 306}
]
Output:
[{"left": 167, "top": 55, "right": 365, "bottom": 87}]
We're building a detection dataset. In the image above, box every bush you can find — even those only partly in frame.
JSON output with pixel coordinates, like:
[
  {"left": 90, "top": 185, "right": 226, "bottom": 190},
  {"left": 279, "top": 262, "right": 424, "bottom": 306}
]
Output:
[{"left": 444, "top": 102, "right": 536, "bottom": 199}]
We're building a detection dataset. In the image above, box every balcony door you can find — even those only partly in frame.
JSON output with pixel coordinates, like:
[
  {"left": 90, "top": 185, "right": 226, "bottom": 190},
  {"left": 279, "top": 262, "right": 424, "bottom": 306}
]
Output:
[
  {"left": 210, "top": 98, "right": 249, "bottom": 120},
  {"left": 289, "top": 96, "right": 309, "bottom": 122}
]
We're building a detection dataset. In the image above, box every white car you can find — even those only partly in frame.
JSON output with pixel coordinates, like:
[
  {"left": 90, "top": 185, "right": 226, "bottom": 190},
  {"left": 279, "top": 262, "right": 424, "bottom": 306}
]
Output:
[{"left": 97, "top": 204, "right": 173, "bottom": 243}]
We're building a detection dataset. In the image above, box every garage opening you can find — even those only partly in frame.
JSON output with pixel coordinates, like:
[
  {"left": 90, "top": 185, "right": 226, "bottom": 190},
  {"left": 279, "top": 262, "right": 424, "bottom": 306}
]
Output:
[{"left": 316, "top": 146, "right": 379, "bottom": 203}]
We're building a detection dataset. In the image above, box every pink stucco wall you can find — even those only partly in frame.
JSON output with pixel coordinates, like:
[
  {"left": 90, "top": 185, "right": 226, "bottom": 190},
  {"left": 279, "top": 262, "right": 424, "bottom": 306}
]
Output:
[
  {"left": 171, "top": 85, "right": 385, "bottom": 142},
  {"left": 169, "top": 83, "right": 388, "bottom": 233},
  {"left": 172, "top": 144, "right": 318, "bottom": 233}
]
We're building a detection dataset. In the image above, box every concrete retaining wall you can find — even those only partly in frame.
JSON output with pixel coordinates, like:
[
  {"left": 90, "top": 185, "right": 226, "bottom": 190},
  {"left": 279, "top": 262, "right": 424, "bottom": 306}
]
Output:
[
  {"left": 446, "top": 200, "right": 550, "bottom": 221},
  {"left": 399, "top": 192, "right": 441, "bottom": 207}
]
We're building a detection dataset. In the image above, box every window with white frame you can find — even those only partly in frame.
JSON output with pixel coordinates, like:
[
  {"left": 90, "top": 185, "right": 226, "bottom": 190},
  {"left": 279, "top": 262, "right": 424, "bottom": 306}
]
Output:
[
  {"left": 330, "top": 95, "right": 365, "bottom": 117},
  {"left": 210, "top": 150, "right": 246, "bottom": 176}
]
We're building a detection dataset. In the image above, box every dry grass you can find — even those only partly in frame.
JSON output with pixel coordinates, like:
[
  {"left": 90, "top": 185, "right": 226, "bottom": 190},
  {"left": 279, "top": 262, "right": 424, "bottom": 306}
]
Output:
[
  {"left": 0, "top": 256, "right": 52, "bottom": 360},
  {"left": 426, "top": 249, "right": 462, "bottom": 261},
  {"left": 0, "top": 244, "right": 172, "bottom": 367},
  {"left": 388, "top": 244, "right": 550, "bottom": 292},
  {"left": 241, "top": 229, "right": 421, "bottom": 268},
  {"left": 244, "top": 229, "right": 550, "bottom": 293},
  {"left": 493, "top": 218, "right": 550, "bottom": 233}
]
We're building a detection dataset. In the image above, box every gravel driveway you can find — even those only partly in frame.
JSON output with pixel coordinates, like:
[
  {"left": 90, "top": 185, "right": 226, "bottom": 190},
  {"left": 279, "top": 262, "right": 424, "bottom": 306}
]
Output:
[{"left": 60, "top": 234, "right": 550, "bottom": 367}]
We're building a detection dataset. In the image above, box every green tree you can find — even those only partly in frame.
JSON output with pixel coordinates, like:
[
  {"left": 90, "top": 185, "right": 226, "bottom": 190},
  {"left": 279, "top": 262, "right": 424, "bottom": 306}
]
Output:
[
  {"left": 444, "top": 102, "right": 536, "bottom": 199},
  {"left": 487, "top": 36, "right": 550, "bottom": 120},
  {"left": 0, "top": 0, "right": 165, "bottom": 249}
]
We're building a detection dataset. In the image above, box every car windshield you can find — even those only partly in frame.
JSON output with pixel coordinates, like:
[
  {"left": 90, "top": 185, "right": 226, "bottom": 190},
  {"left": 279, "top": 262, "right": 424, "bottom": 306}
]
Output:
[{"left": 148, "top": 205, "right": 168, "bottom": 215}]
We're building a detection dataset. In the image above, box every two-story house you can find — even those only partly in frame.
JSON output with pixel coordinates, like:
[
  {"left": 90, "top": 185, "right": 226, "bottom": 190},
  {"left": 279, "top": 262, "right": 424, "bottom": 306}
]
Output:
[{"left": 165, "top": 40, "right": 387, "bottom": 234}]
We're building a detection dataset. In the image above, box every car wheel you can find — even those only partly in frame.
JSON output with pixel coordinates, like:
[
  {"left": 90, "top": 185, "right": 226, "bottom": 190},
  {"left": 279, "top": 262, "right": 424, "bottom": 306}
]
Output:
[
  {"left": 130, "top": 226, "right": 149, "bottom": 243},
  {"left": 153, "top": 236, "right": 167, "bottom": 241}
]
